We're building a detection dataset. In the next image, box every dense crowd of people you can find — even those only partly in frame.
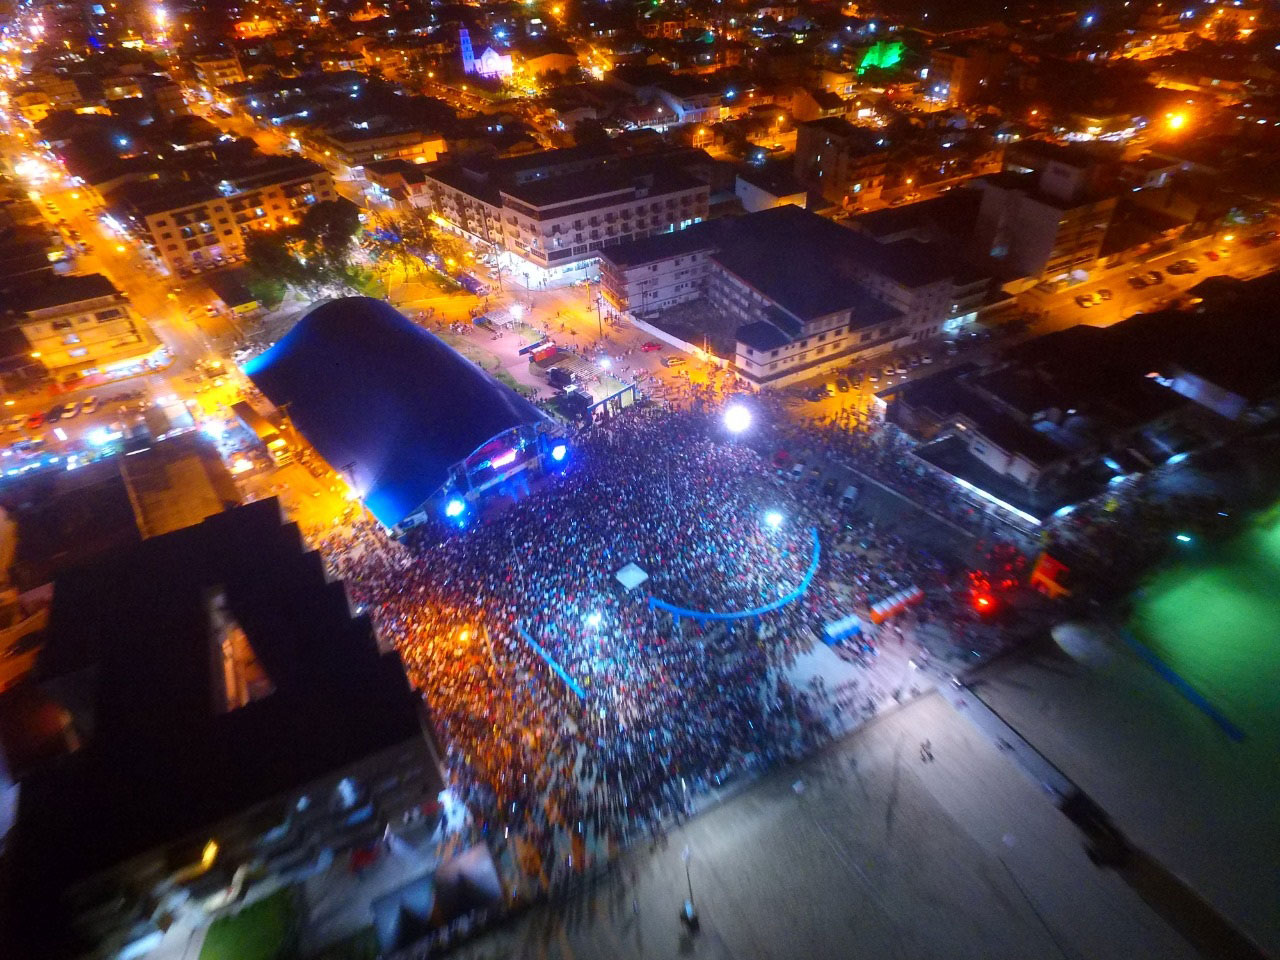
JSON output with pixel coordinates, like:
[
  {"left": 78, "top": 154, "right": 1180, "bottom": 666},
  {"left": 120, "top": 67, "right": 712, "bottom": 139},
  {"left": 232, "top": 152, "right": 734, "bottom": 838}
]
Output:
[{"left": 314, "top": 402, "right": 989, "bottom": 890}]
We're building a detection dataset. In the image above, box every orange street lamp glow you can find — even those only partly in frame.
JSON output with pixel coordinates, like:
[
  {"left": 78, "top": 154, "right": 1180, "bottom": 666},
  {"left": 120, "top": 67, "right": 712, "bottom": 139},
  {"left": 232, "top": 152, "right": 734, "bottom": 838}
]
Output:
[{"left": 1166, "top": 111, "right": 1187, "bottom": 131}]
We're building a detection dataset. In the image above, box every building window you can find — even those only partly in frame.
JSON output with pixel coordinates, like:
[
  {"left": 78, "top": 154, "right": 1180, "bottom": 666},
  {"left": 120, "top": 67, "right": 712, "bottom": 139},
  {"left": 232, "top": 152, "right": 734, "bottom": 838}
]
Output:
[{"left": 68, "top": 347, "right": 88, "bottom": 358}]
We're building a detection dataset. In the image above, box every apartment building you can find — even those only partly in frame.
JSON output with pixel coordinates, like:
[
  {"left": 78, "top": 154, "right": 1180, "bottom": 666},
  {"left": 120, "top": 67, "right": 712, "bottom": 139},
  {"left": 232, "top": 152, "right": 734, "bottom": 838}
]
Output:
[
  {"left": 109, "top": 156, "right": 334, "bottom": 274},
  {"left": 218, "top": 154, "right": 336, "bottom": 232},
  {"left": 714, "top": 218, "right": 902, "bottom": 388},
  {"left": 972, "top": 168, "right": 1118, "bottom": 286},
  {"left": 363, "top": 159, "right": 431, "bottom": 209},
  {"left": 600, "top": 206, "right": 994, "bottom": 387},
  {"left": 425, "top": 146, "right": 710, "bottom": 286},
  {"left": 191, "top": 53, "right": 246, "bottom": 93},
  {"left": 6, "top": 273, "right": 163, "bottom": 383},
  {"left": 794, "top": 117, "right": 888, "bottom": 208},
  {"left": 111, "top": 183, "right": 240, "bottom": 274},
  {"left": 927, "top": 42, "right": 1006, "bottom": 106},
  {"left": 304, "top": 122, "right": 446, "bottom": 180},
  {"left": 653, "top": 76, "right": 725, "bottom": 124},
  {"left": 599, "top": 222, "right": 724, "bottom": 315}
]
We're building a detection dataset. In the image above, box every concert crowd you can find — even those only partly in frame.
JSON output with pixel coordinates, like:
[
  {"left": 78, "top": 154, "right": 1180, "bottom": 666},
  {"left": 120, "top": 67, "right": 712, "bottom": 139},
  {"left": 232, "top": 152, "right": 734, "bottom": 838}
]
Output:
[{"left": 316, "top": 403, "right": 986, "bottom": 890}]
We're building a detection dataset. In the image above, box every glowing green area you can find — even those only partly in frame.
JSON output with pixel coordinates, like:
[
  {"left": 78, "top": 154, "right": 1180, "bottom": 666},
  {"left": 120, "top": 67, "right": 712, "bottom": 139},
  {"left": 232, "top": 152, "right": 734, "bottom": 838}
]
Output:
[
  {"left": 857, "top": 40, "right": 904, "bottom": 75},
  {"left": 1129, "top": 503, "right": 1280, "bottom": 748}
]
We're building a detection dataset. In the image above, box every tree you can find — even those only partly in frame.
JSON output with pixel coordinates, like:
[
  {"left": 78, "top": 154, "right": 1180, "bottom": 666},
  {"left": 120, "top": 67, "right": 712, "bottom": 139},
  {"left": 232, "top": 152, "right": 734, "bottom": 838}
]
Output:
[
  {"left": 1210, "top": 15, "right": 1240, "bottom": 44},
  {"left": 298, "top": 198, "right": 361, "bottom": 272},
  {"left": 243, "top": 228, "right": 305, "bottom": 290}
]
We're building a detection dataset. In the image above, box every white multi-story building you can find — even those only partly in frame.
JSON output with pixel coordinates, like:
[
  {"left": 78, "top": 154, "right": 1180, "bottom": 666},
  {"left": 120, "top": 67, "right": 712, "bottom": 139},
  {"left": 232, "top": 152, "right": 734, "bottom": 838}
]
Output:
[
  {"left": 600, "top": 206, "right": 996, "bottom": 388},
  {"left": 425, "top": 147, "right": 711, "bottom": 286},
  {"left": 191, "top": 54, "right": 246, "bottom": 94},
  {"left": 599, "top": 225, "right": 722, "bottom": 316}
]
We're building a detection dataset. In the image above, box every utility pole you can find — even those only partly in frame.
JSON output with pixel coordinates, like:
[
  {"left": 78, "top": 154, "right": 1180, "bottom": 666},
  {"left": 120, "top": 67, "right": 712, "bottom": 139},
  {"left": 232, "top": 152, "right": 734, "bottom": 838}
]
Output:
[{"left": 680, "top": 845, "right": 699, "bottom": 930}]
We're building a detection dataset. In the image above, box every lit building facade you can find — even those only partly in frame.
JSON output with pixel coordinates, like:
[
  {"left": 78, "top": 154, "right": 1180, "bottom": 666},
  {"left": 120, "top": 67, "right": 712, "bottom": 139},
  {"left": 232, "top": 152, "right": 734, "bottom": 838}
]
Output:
[{"left": 8, "top": 273, "right": 164, "bottom": 383}]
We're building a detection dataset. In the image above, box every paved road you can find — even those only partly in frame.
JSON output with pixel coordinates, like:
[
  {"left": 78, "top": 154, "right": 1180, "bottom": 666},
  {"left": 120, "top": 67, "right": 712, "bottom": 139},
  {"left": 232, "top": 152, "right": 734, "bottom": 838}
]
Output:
[{"left": 447, "top": 691, "right": 1198, "bottom": 960}]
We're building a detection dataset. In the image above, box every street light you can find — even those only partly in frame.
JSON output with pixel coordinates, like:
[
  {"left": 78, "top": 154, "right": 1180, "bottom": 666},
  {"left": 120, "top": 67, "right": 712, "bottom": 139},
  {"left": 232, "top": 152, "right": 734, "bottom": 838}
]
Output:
[
  {"left": 723, "top": 403, "right": 752, "bottom": 433},
  {"left": 764, "top": 510, "right": 783, "bottom": 529}
]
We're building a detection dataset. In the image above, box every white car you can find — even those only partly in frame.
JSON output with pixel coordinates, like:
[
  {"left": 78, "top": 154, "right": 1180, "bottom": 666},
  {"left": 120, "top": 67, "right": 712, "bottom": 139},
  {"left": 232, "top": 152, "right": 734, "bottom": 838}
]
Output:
[
  {"left": 61, "top": 400, "right": 80, "bottom": 419},
  {"left": 81, "top": 396, "right": 99, "bottom": 414},
  {"left": 4, "top": 414, "right": 25, "bottom": 432}
]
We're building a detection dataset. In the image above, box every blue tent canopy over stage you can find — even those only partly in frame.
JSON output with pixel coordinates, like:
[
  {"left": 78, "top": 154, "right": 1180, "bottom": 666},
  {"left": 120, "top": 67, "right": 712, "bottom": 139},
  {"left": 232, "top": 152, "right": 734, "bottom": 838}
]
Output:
[{"left": 243, "top": 297, "right": 551, "bottom": 530}]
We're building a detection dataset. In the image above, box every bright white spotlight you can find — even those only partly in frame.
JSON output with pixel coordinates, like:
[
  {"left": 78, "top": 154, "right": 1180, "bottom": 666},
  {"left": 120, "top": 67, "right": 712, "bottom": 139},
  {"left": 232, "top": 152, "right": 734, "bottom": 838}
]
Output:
[
  {"left": 510, "top": 303, "right": 524, "bottom": 321},
  {"left": 445, "top": 497, "right": 465, "bottom": 518},
  {"left": 723, "top": 403, "right": 752, "bottom": 433},
  {"left": 586, "top": 611, "right": 602, "bottom": 627},
  {"left": 551, "top": 442, "right": 567, "bottom": 462},
  {"left": 765, "top": 510, "right": 783, "bottom": 529}
]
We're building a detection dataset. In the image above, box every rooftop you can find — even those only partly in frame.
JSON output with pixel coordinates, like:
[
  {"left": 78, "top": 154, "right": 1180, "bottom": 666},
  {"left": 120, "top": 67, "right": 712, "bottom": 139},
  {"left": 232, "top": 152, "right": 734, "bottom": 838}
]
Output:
[
  {"left": 8, "top": 499, "right": 432, "bottom": 955},
  {"left": 501, "top": 165, "right": 703, "bottom": 210},
  {"left": 4, "top": 273, "right": 120, "bottom": 314}
]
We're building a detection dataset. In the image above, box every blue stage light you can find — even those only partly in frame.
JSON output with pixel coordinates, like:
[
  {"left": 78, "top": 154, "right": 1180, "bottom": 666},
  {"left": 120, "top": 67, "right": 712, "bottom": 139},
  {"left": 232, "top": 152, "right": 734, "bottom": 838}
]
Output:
[
  {"left": 551, "top": 443, "right": 567, "bottom": 462},
  {"left": 445, "top": 497, "right": 466, "bottom": 518}
]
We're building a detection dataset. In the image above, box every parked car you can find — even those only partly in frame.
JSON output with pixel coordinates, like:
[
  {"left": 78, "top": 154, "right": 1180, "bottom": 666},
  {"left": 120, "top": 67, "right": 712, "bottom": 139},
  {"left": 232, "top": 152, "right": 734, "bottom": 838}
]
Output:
[
  {"left": 1146, "top": 270, "right": 1163, "bottom": 285},
  {"left": 1075, "top": 292, "right": 1101, "bottom": 308},
  {"left": 25, "top": 413, "right": 45, "bottom": 430},
  {"left": 61, "top": 400, "right": 79, "bottom": 419},
  {"left": 836, "top": 377, "right": 850, "bottom": 392},
  {"left": 1097, "top": 288, "right": 1112, "bottom": 300},
  {"left": 821, "top": 476, "right": 838, "bottom": 497},
  {"left": 920, "top": 354, "right": 933, "bottom": 365},
  {"left": 1168, "top": 258, "right": 1199, "bottom": 274},
  {"left": 641, "top": 341, "right": 663, "bottom": 352},
  {"left": 5, "top": 414, "right": 25, "bottom": 432},
  {"left": 81, "top": 395, "right": 98, "bottom": 415},
  {"left": 1127, "top": 275, "right": 1149, "bottom": 289},
  {"left": 663, "top": 355, "right": 686, "bottom": 367},
  {"left": 840, "top": 484, "right": 860, "bottom": 509}
]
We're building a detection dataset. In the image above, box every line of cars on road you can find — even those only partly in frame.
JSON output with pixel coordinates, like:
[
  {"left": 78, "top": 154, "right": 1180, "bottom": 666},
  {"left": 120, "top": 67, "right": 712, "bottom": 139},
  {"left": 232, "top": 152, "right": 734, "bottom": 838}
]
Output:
[{"left": 5, "top": 396, "right": 101, "bottom": 433}]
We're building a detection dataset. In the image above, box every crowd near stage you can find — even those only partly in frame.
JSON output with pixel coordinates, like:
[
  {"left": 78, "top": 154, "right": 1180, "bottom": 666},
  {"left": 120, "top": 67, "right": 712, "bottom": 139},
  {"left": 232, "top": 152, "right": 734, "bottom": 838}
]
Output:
[{"left": 313, "top": 397, "right": 1016, "bottom": 922}]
